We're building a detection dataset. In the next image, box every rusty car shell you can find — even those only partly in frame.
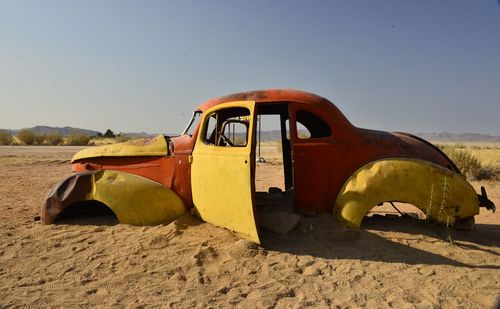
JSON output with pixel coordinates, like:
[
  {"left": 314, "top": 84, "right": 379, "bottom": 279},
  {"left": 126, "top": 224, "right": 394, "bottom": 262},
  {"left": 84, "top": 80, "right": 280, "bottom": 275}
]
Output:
[{"left": 42, "top": 89, "right": 495, "bottom": 244}]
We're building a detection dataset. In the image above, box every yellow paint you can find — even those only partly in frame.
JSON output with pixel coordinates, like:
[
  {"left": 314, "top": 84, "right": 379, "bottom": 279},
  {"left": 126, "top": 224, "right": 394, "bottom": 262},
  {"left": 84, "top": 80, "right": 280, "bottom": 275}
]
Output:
[
  {"left": 72, "top": 134, "right": 167, "bottom": 162},
  {"left": 88, "top": 170, "right": 185, "bottom": 225},
  {"left": 191, "top": 101, "right": 260, "bottom": 244},
  {"left": 334, "top": 158, "right": 479, "bottom": 228}
]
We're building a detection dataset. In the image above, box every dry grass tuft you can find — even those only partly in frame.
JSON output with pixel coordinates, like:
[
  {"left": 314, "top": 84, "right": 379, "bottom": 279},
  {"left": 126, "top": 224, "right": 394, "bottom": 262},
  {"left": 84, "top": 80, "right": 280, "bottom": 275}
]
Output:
[{"left": 436, "top": 143, "right": 499, "bottom": 181}]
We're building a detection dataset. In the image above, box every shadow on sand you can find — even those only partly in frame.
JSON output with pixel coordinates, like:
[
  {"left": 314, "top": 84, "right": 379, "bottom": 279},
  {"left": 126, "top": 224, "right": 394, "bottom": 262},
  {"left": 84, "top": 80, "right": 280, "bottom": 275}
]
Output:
[
  {"left": 53, "top": 206, "right": 498, "bottom": 270},
  {"left": 260, "top": 214, "right": 499, "bottom": 269},
  {"left": 363, "top": 214, "right": 500, "bottom": 249}
]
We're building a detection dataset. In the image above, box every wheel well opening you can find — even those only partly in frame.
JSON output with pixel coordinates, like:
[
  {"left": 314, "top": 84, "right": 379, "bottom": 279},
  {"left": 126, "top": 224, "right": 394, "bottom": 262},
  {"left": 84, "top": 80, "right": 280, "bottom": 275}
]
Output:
[
  {"left": 55, "top": 200, "right": 119, "bottom": 225},
  {"left": 363, "top": 202, "right": 427, "bottom": 230}
]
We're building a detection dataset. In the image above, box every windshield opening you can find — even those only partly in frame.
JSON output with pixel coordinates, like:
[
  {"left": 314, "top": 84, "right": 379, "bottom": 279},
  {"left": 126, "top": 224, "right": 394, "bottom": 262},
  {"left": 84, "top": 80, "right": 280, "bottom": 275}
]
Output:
[{"left": 182, "top": 111, "right": 202, "bottom": 136}]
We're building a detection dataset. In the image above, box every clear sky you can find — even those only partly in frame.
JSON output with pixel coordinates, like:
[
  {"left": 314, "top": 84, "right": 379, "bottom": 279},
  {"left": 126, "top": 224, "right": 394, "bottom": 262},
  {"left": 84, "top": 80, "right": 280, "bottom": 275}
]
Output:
[{"left": 1, "top": 0, "right": 499, "bottom": 135}]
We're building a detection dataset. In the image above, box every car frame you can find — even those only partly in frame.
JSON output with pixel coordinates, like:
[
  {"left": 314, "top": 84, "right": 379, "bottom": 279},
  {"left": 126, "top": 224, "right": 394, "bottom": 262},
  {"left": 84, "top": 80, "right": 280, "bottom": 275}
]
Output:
[{"left": 43, "top": 89, "right": 495, "bottom": 244}]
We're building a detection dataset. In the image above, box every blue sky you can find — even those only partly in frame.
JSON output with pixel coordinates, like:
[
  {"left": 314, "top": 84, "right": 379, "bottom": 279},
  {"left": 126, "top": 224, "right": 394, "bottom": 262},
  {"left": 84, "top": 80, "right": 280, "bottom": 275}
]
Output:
[{"left": 1, "top": 1, "right": 499, "bottom": 135}]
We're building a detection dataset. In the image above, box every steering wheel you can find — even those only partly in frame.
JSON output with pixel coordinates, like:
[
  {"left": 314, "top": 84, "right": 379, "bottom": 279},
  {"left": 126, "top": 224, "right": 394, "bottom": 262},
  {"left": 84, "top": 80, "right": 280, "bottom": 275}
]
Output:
[{"left": 220, "top": 134, "right": 234, "bottom": 147}]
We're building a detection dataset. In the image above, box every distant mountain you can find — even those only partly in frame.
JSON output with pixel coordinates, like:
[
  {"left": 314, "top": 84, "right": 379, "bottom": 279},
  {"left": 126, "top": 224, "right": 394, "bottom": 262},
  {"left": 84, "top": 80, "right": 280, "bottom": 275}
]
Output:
[
  {"left": 1, "top": 126, "right": 155, "bottom": 137},
  {"left": 7, "top": 126, "right": 101, "bottom": 137},
  {"left": 126, "top": 132, "right": 152, "bottom": 138},
  {"left": 256, "top": 130, "right": 282, "bottom": 142},
  {"left": 414, "top": 132, "right": 500, "bottom": 142}
]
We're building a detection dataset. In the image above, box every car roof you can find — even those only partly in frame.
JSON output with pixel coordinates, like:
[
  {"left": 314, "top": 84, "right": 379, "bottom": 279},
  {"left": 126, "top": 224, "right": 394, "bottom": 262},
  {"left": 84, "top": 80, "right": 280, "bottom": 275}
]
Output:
[
  {"left": 197, "top": 89, "right": 333, "bottom": 112},
  {"left": 196, "top": 89, "right": 353, "bottom": 129}
]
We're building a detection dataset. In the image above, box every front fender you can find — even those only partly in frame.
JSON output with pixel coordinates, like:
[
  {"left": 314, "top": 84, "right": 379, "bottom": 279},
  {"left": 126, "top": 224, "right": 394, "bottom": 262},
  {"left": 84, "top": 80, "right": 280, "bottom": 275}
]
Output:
[
  {"left": 334, "top": 158, "right": 479, "bottom": 228},
  {"left": 42, "top": 170, "right": 185, "bottom": 225}
]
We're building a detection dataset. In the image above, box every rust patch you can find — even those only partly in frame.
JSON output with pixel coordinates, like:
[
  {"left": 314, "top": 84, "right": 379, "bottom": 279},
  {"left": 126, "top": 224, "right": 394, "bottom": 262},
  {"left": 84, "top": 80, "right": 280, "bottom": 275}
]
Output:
[{"left": 42, "top": 171, "right": 94, "bottom": 224}]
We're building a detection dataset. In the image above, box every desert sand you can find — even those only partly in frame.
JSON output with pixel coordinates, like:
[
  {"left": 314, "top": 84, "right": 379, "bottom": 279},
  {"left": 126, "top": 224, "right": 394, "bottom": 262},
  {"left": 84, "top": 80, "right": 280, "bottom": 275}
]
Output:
[{"left": 0, "top": 145, "right": 499, "bottom": 308}]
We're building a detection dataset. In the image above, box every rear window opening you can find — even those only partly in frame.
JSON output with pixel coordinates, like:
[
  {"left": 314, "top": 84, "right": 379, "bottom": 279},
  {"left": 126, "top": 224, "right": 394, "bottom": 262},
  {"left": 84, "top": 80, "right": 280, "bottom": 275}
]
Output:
[
  {"left": 296, "top": 110, "right": 332, "bottom": 139},
  {"left": 55, "top": 200, "right": 119, "bottom": 225}
]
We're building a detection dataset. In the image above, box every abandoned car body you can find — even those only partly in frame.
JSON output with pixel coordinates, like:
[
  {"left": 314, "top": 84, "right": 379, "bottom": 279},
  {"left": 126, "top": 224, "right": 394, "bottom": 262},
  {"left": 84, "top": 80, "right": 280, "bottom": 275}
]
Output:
[{"left": 42, "top": 89, "right": 495, "bottom": 244}]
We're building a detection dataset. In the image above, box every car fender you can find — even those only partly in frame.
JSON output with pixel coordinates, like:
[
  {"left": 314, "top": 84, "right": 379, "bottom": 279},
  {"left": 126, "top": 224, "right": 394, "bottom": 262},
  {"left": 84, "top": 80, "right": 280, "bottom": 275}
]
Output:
[
  {"left": 334, "top": 158, "right": 479, "bottom": 228},
  {"left": 42, "top": 170, "right": 186, "bottom": 225}
]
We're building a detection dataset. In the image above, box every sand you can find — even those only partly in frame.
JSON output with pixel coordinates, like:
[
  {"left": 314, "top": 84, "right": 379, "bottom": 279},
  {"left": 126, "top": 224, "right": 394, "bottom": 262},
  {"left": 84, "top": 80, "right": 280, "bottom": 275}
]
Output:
[{"left": 0, "top": 145, "right": 499, "bottom": 308}]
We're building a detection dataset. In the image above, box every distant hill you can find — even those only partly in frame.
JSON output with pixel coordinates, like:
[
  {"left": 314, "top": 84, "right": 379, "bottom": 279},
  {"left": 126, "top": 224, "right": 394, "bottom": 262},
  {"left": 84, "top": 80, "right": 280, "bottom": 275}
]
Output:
[
  {"left": 256, "top": 130, "right": 282, "bottom": 142},
  {"left": 6, "top": 126, "right": 101, "bottom": 137},
  {"left": 1, "top": 126, "right": 153, "bottom": 138},
  {"left": 127, "top": 132, "right": 152, "bottom": 138},
  {"left": 414, "top": 132, "right": 500, "bottom": 142}
]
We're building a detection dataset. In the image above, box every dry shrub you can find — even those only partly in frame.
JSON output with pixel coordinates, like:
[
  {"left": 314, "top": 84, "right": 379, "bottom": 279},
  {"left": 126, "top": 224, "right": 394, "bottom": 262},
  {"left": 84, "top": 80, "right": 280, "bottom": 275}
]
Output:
[
  {"left": 297, "top": 131, "right": 311, "bottom": 139},
  {"left": 0, "top": 131, "right": 13, "bottom": 145},
  {"left": 115, "top": 133, "right": 131, "bottom": 143},
  {"left": 436, "top": 143, "right": 500, "bottom": 180},
  {"left": 46, "top": 132, "right": 63, "bottom": 145},
  {"left": 17, "top": 129, "right": 36, "bottom": 145},
  {"left": 34, "top": 133, "right": 46, "bottom": 145},
  {"left": 66, "top": 134, "right": 90, "bottom": 146},
  {"left": 443, "top": 147, "right": 481, "bottom": 180},
  {"left": 233, "top": 136, "right": 246, "bottom": 146},
  {"left": 476, "top": 165, "right": 500, "bottom": 181}
]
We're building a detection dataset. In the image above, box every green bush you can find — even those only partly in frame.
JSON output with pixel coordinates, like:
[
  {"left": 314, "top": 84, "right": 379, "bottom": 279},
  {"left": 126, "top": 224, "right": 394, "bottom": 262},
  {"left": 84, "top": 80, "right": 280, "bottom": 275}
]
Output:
[
  {"left": 0, "top": 131, "right": 13, "bottom": 145},
  {"left": 46, "top": 132, "right": 63, "bottom": 145},
  {"left": 17, "top": 129, "right": 36, "bottom": 145},
  {"left": 66, "top": 134, "right": 90, "bottom": 146}
]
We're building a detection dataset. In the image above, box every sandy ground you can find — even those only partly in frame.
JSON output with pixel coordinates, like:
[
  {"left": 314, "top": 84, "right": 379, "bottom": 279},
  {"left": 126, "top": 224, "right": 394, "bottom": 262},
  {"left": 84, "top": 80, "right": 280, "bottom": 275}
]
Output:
[{"left": 0, "top": 145, "right": 499, "bottom": 308}]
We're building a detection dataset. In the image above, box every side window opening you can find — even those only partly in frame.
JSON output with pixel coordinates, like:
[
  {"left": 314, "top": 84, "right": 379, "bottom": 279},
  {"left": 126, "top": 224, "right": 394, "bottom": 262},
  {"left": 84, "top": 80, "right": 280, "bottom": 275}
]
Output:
[
  {"left": 296, "top": 110, "right": 331, "bottom": 139},
  {"left": 202, "top": 107, "right": 250, "bottom": 147},
  {"left": 204, "top": 114, "right": 217, "bottom": 144}
]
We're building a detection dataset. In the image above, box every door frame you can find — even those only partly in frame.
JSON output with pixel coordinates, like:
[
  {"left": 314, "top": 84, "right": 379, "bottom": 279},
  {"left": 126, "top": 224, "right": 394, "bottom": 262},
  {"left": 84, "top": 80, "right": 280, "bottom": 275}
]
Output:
[{"left": 191, "top": 101, "right": 260, "bottom": 243}]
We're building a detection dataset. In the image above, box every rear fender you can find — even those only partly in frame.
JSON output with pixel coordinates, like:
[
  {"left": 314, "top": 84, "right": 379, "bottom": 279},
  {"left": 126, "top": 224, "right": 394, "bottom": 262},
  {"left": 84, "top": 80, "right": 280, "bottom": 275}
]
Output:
[
  {"left": 42, "top": 170, "right": 185, "bottom": 225},
  {"left": 334, "top": 158, "right": 479, "bottom": 228}
]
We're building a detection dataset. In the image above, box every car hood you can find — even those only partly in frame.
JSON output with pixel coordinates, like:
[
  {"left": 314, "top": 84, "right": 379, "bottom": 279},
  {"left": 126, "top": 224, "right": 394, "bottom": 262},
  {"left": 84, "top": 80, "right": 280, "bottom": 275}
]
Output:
[{"left": 71, "top": 134, "right": 168, "bottom": 163}]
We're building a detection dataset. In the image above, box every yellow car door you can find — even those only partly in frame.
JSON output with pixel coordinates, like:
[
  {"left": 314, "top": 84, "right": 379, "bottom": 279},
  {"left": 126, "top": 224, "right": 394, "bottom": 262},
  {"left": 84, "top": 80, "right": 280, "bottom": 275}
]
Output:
[{"left": 191, "top": 101, "right": 260, "bottom": 244}]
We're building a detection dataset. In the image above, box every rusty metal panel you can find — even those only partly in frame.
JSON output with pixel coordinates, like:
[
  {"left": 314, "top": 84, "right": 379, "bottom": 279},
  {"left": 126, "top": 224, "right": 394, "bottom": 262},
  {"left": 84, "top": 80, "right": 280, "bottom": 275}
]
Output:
[{"left": 42, "top": 172, "right": 94, "bottom": 224}]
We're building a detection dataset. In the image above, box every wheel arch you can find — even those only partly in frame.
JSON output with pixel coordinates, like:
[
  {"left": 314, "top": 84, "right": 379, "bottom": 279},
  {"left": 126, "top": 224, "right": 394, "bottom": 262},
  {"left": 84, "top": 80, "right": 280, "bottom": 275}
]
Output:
[
  {"left": 43, "top": 170, "right": 186, "bottom": 225},
  {"left": 333, "top": 158, "right": 479, "bottom": 229}
]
